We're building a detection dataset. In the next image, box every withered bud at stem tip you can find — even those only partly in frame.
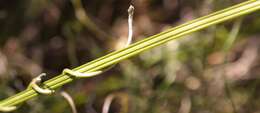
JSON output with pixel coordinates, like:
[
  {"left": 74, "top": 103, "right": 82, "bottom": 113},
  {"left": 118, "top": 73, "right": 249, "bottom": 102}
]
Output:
[{"left": 128, "top": 5, "right": 134, "bottom": 15}]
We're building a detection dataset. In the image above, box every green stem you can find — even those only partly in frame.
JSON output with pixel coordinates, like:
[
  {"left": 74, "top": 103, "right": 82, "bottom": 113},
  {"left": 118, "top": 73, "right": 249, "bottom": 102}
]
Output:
[{"left": 1, "top": 0, "right": 260, "bottom": 108}]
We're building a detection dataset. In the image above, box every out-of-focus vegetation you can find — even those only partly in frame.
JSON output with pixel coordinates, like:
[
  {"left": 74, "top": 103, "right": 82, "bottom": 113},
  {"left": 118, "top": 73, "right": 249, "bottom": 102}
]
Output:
[{"left": 0, "top": 0, "right": 260, "bottom": 113}]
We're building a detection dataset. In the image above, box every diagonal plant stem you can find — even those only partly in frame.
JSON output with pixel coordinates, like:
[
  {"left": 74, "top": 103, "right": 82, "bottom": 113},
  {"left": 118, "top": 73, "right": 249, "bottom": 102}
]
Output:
[
  {"left": 222, "top": 19, "right": 242, "bottom": 113},
  {"left": 71, "top": 0, "right": 111, "bottom": 41},
  {"left": 0, "top": 0, "right": 260, "bottom": 109},
  {"left": 60, "top": 91, "right": 78, "bottom": 113}
]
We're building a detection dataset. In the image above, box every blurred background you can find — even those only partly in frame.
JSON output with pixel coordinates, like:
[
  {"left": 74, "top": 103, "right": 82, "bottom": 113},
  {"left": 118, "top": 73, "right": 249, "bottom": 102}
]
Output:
[{"left": 0, "top": 0, "right": 260, "bottom": 113}]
